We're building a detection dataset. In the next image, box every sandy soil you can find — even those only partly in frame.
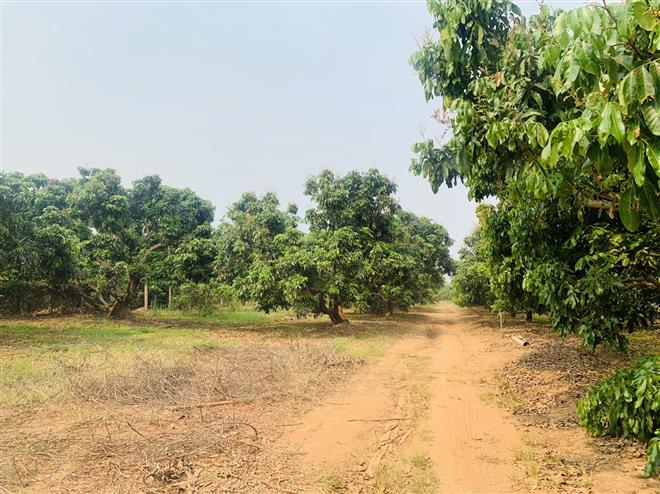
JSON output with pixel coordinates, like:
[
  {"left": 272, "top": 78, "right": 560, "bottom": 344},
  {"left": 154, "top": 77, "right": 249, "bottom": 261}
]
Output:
[
  {"left": 3, "top": 304, "right": 656, "bottom": 493},
  {"left": 279, "top": 304, "right": 658, "bottom": 493}
]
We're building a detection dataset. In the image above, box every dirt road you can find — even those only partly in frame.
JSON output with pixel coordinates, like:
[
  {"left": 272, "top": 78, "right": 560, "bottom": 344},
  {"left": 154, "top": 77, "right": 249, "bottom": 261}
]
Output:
[
  {"left": 280, "top": 304, "right": 526, "bottom": 492},
  {"left": 279, "top": 304, "right": 656, "bottom": 493}
]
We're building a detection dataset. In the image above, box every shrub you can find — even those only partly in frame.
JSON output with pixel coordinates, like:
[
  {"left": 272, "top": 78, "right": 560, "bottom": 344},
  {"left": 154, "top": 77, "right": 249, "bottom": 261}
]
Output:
[
  {"left": 212, "top": 283, "right": 237, "bottom": 308},
  {"left": 172, "top": 283, "right": 213, "bottom": 314},
  {"left": 577, "top": 356, "right": 660, "bottom": 477},
  {"left": 647, "top": 433, "right": 660, "bottom": 478},
  {"left": 172, "top": 282, "right": 237, "bottom": 314}
]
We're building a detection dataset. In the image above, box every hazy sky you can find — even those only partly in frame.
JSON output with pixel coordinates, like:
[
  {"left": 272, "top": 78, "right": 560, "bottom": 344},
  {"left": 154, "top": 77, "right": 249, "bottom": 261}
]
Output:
[{"left": 1, "top": 0, "right": 582, "bottom": 256}]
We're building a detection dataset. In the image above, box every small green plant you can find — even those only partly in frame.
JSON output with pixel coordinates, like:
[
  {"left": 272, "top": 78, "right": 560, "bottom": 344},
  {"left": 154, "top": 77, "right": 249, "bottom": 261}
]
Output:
[
  {"left": 577, "top": 356, "right": 660, "bottom": 477},
  {"left": 646, "top": 433, "right": 660, "bottom": 478},
  {"left": 409, "top": 453, "right": 431, "bottom": 470},
  {"left": 320, "top": 473, "right": 346, "bottom": 492}
]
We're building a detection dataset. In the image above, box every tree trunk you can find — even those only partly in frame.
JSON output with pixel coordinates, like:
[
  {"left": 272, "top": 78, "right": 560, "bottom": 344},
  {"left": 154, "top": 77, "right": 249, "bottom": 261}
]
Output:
[
  {"left": 327, "top": 306, "right": 346, "bottom": 324},
  {"left": 144, "top": 282, "right": 149, "bottom": 311},
  {"left": 114, "top": 275, "right": 139, "bottom": 318},
  {"left": 526, "top": 310, "right": 533, "bottom": 322},
  {"left": 325, "top": 301, "right": 347, "bottom": 325},
  {"left": 317, "top": 295, "right": 347, "bottom": 325},
  {"left": 114, "top": 304, "right": 133, "bottom": 319},
  {"left": 385, "top": 300, "right": 394, "bottom": 317},
  {"left": 167, "top": 245, "right": 172, "bottom": 310}
]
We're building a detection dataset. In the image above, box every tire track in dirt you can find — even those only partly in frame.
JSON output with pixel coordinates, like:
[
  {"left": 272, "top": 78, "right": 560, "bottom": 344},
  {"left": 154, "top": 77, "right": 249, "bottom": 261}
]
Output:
[
  {"left": 418, "top": 304, "right": 525, "bottom": 493},
  {"left": 280, "top": 335, "right": 428, "bottom": 478},
  {"left": 278, "top": 303, "right": 528, "bottom": 493}
]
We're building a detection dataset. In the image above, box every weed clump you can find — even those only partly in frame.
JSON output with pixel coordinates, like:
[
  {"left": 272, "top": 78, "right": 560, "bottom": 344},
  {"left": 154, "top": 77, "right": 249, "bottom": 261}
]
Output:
[{"left": 577, "top": 356, "right": 660, "bottom": 477}]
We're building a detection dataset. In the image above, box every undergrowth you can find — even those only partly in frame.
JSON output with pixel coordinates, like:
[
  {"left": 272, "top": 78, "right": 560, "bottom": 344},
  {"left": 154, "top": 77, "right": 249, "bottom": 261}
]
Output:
[{"left": 577, "top": 355, "right": 660, "bottom": 477}]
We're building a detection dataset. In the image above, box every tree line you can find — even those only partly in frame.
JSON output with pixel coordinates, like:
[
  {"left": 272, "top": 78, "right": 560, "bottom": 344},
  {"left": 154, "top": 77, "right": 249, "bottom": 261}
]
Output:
[{"left": 0, "top": 168, "right": 454, "bottom": 322}]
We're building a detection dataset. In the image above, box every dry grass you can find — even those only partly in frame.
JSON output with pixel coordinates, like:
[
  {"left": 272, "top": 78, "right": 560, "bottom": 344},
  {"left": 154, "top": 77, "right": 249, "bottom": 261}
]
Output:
[
  {"left": 0, "top": 332, "right": 365, "bottom": 493},
  {"left": 0, "top": 307, "right": 462, "bottom": 493}
]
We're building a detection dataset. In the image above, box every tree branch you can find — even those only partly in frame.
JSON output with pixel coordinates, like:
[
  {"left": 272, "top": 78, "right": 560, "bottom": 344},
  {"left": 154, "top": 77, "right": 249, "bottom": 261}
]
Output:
[
  {"left": 628, "top": 277, "right": 660, "bottom": 290},
  {"left": 587, "top": 199, "right": 617, "bottom": 210},
  {"left": 140, "top": 242, "right": 163, "bottom": 261}
]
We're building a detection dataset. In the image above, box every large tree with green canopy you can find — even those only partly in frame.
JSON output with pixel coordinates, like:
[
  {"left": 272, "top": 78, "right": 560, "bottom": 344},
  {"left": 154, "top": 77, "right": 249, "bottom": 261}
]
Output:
[
  {"left": 215, "top": 169, "right": 454, "bottom": 323},
  {"left": 214, "top": 192, "right": 299, "bottom": 313},
  {"left": 0, "top": 168, "right": 214, "bottom": 315},
  {"left": 410, "top": 0, "right": 659, "bottom": 350},
  {"left": 410, "top": 0, "right": 659, "bottom": 475}
]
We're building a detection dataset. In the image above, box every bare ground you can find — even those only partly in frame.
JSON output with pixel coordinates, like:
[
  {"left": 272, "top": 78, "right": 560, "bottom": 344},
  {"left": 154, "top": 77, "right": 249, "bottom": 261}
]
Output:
[
  {"left": 274, "top": 304, "right": 658, "bottom": 493},
  {"left": 1, "top": 304, "right": 658, "bottom": 493}
]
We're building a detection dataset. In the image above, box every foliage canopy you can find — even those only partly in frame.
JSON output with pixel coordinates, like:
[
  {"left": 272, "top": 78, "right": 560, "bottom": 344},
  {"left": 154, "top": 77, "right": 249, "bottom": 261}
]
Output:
[
  {"left": 411, "top": 0, "right": 659, "bottom": 349},
  {"left": 216, "top": 169, "right": 454, "bottom": 323},
  {"left": 0, "top": 169, "right": 214, "bottom": 315},
  {"left": 577, "top": 356, "right": 660, "bottom": 476}
]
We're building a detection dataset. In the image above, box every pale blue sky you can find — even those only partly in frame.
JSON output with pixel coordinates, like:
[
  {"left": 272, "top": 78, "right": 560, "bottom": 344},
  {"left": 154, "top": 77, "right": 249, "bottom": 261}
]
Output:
[{"left": 0, "top": 0, "right": 582, "bottom": 255}]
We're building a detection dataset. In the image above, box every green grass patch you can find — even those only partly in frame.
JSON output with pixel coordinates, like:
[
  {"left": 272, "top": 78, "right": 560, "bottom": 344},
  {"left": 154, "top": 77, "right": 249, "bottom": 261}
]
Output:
[
  {"left": 409, "top": 453, "right": 431, "bottom": 470},
  {"left": 0, "top": 319, "right": 238, "bottom": 350},
  {"left": 329, "top": 335, "right": 388, "bottom": 359},
  {"left": 138, "top": 306, "right": 288, "bottom": 327}
]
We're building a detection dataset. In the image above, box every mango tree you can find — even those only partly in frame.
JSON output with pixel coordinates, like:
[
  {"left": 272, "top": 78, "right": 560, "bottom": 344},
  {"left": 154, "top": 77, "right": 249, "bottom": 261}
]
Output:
[{"left": 410, "top": 0, "right": 659, "bottom": 349}]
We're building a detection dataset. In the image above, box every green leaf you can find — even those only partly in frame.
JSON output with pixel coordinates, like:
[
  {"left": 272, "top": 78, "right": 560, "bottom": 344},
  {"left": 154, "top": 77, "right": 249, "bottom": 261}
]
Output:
[
  {"left": 594, "top": 146, "right": 614, "bottom": 174},
  {"left": 646, "top": 141, "right": 660, "bottom": 178},
  {"left": 642, "top": 100, "right": 660, "bottom": 136},
  {"left": 616, "top": 3, "right": 631, "bottom": 37},
  {"left": 541, "top": 141, "right": 552, "bottom": 161},
  {"left": 649, "top": 61, "right": 660, "bottom": 86},
  {"left": 626, "top": 120, "right": 640, "bottom": 144},
  {"left": 620, "top": 188, "right": 641, "bottom": 232},
  {"left": 598, "top": 103, "right": 613, "bottom": 143},
  {"left": 618, "top": 71, "right": 637, "bottom": 113},
  {"left": 554, "top": 14, "right": 570, "bottom": 49},
  {"left": 535, "top": 123, "right": 549, "bottom": 147},
  {"left": 562, "top": 124, "right": 577, "bottom": 157},
  {"left": 638, "top": 182, "right": 660, "bottom": 221},
  {"left": 549, "top": 144, "right": 560, "bottom": 166},
  {"left": 564, "top": 61, "right": 580, "bottom": 85},
  {"left": 486, "top": 125, "right": 499, "bottom": 148},
  {"left": 625, "top": 143, "right": 646, "bottom": 186},
  {"left": 544, "top": 45, "right": 561, "bottom": 68},
  {"left": 632, "top": 1, "right": 655, "bottom": 30},
  {"left": 610, "top": 105, "right": 626, "bottom": 143},
  {"left": 575, "top": 43, "right": 599, "bottom": 75},
  {"left": 635, "top": 67, "right": 655, "bottom": 104}
]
